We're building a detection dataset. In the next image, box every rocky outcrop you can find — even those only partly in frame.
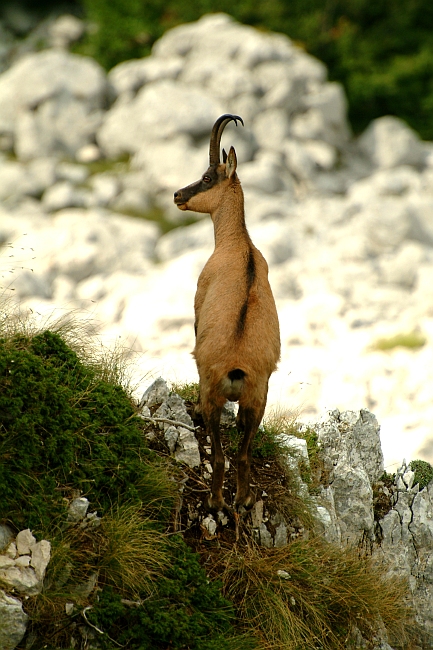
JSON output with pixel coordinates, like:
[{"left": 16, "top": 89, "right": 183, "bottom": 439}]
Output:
[
  {"left": 140, "top": 378, "right": 433, "bottom": 647},
  {"left": 0, "top": 13, "right": 432, "bottom": 471},
  {"left": 2, "top": 377, "right": 432, "bottom": 648}
]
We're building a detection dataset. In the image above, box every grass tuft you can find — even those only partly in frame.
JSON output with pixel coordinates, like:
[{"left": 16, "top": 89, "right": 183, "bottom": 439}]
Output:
[
  {"left": 171, "top": 380, "right": 200, "bottom": 404},
  {"left": 219, "top": 537, "right": 415, "bottom": 649}
]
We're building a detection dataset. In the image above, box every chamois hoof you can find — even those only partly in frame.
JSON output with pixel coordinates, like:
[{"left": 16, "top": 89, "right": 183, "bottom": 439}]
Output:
[
  {"left": 234, "top": 492, "right": 255, "bottom": 515},
  {"left": 207, "top": 494, "right": 229, "bottom": 513}
]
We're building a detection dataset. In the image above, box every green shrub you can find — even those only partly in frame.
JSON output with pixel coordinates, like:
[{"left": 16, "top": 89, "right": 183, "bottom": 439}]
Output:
[
  {"left": 410, "top": 459, "right": 433, "bottom": 490},
  {"left": 0, "top": 329, "right": 173, "bottom": 533},
  {"left": 88, "top": 537, "right": 256, "bottom": 650}
]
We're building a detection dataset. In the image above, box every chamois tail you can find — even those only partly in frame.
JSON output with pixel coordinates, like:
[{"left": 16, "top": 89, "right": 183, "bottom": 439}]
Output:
[{"left": 221, "top": 368, "right": 246, "bottom": 401}]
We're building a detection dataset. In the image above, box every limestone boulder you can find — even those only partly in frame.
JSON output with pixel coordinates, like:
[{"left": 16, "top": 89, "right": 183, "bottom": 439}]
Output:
[
  {"left": 97, "top": 80, "right": 222, "bottom": 159},
  {"left": 358, "top": 116, "right": 425, "bottom": 169},
  {"left": 0, "top": 49, "right": 108, "bottom": 160}
]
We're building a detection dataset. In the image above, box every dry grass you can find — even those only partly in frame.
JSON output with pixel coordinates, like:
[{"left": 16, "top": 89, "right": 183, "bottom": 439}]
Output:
[
  {"left": 0, "top": 295, "right": 145, "bottom": 397},
  {"left": 218, "top": 537, "right": 415, "bottom": 650},
  {"left": 98, "top": 504, "right": 169, "bottom": 596},
  {"left": 262, "top": 405, "right": 300, "bottom": 438}
]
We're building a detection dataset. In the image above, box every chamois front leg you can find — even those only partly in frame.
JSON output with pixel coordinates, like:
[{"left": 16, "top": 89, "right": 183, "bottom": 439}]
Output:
[{"left": 202, "top": 400, "right": 227, "bottom": 512}]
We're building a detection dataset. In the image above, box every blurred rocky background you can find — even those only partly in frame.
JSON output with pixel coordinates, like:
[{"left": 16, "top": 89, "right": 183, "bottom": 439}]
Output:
[{"left": 1, "top": 0, "right": 433, "bottom": 470}]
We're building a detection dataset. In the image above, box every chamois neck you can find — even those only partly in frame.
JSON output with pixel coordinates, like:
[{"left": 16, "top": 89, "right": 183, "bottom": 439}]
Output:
[{"left": 211, "top": 181, "right": 250, "bottom": 248}]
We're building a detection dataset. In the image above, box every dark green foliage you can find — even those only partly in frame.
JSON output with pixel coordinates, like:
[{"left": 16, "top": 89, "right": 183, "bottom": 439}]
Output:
[
  {"left": 410, "top": 459, "right": 433, "bottom": 490},
  {"left": 0, "top": 330, "right": 171, "bottom": 533},
  {"left": 72, "top": 0, "right": 433, "bottom": 140},
  {"left": 88, "top": 537, "right": 256, "bottom": 650}
]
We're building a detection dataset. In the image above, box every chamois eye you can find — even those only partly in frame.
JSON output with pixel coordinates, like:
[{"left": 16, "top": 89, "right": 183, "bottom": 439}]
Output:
[{"left": 203, "top": 176, "right": 211, "bottom": 183}]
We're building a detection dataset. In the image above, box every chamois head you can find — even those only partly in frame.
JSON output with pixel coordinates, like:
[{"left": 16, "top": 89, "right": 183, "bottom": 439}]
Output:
[{"left": 174, "top": 114, "right": 244, "bottom": 214}]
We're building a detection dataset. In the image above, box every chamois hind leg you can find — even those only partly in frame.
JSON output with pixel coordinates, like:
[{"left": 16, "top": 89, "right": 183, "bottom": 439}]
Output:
[
  {"left": 201, "top": 397, "right": 227, "bottom": 512},
  {"left": 235, "top": 394, "right": 267, "bottom": 511}
]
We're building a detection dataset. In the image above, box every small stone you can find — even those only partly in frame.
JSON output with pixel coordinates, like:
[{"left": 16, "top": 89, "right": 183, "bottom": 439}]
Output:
[
  {"left": 30, "top": 540, "right": 51, "bottom": 581},
  {"left": 5, "top": 543, "right": 17, "bottom": 559},
  {"left": 251, "top": 500, "right": 264, "bottom": 528},
  {"left": 201, "top": 515, "right": 217, "bottom": 536},
  {"left": 0, "top": 589, "right": 28, "bottom": 650},
  {"left": 204, "top": 461, "right": 213, "bottom": 474},
  {"left": 402, "top": 470, "right": 415, "bottom": 490},
  {"left": 16, "top": 530, "right": 36, "bottom": 556},
  {"left": 277, "top": 570, "right": 291, "bottom": 580},
  {"left": 15, "top": 556, "right": 31, "bottom": 568},
  {"left": 65, "top": 602, "right": 74, "bottom": 615},
  {"left": 76, "top": 144, "right": 101, "bottom": 163},
  {"left": 274, "top": 522, "right": 288, "bottom": 547},
  {"left": 68, "top": 497, "right": 90, "bottom": 522},
  {"left": 258, "top": 523, "right": 273, "bottom": 548},
  {"left": 164, "top": 425, "right": 179, "bottom": 453},
  {"left": 0, "top": 525, "right": 14, "bottom": 553},
  {"left": 217, "top": 511, "right": 228, "bottom": 526},
  {"left": 140, "top": 377, "right": 169, "bottom": 408}
]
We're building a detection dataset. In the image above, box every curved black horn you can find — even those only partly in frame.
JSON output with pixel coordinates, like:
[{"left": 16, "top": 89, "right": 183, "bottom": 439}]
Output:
[{"left": 209, "top": 114, "right": 244, "bottom": 166}]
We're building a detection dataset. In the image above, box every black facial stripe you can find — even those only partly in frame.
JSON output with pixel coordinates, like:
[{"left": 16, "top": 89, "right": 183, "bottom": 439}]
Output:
[{"left": 177, "top": 167, "right": 219, "bottom": 202}]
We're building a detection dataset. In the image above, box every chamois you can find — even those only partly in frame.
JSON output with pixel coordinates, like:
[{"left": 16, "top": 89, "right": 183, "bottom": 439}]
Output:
[{"left": 174, "top": 114, "right": 280, "bottom": 512}]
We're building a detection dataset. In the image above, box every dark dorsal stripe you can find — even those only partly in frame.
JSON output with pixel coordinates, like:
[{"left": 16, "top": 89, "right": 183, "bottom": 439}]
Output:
[{"left": 236, "top": 247, "right": 256, "bottom": 337}]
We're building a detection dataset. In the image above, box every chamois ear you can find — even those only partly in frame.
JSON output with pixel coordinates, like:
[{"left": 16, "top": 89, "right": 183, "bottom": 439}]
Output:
[
  {"left": 222, "top": 148, "right": 228, "bottom": 163},
  {"left": 225, "top": 146, "right": 237, "bottom": 178}
]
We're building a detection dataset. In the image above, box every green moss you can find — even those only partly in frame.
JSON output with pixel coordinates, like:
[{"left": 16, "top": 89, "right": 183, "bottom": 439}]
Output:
[
  {"left": 371, "top": 331, "right": 427, "bottom": 352},
  {"left": 410, "top": 459, "right": 433, "bottom": 490},
  {"left": 0, "top": 330, "right": 172, "bottom": 534}
]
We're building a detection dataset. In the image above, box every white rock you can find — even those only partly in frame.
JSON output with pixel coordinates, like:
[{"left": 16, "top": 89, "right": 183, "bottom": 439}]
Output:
[
  {"left": 56, "top": 162, "right": 90, "bottom": 184},
  {"left": 16, "top": 529, "right": 36, "bottom": 556},
  {"left": 379, "top": 242, "right": 425, "bottom": 288},
  {"left": 30, "top": 540, "right": 51, "bottom": 580},
  {"left": 0, "top": 590, "right": 28, "bottom": 650},
  {"left": 97, "top": 80, "right": 221, "bottom": 158},
  {"left": 155, "top": 219, "right": 212, "bottom": 263},
  {"left": 68, "top": 497, "right": 90, "bottom": 522},
  {"left": 358, "top": 116, "right": 425, "bottom": 168},
  {"left": 0, "top": 566, "right": 40, "bottom": 595},
  {"left": 201, "top": 515, "right": 217, "bottom": 536},
  {"left": 140, "top": 377, "right": 169, "bottom": 408},
  {"left": 75, "top": 143, "right": 101, "bottom": 163},
  {"left": 88, "top": 174, "right": 120, "bottom": 207},
  {"left": 42, "top": 181, "right": 88, "bottom": 211},
  {"left": 0, "top": 50, "right": 107, "bottom": 160},
  {"left": 48, "top": 14, "right": 85, "bottom": 49},
  {"left": 175, "top": 427, "right": 201, "bottom": 468},
  {"left": 164, "top": 426, "right": 179, "bottom": 453},
  {"left": 0, "top": 525, "right": 14, "bottom": 552},
  {"left": 5, "top": 543, "right": 17, "bottom": 559},
  {"left": 108, "top": 56, "right": 183, "bottom": 97}
]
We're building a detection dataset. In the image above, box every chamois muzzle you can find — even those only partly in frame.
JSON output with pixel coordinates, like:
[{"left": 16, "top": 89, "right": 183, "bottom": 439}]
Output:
[{"left": 209, "top": 114, "right": 244, "bottom": 166}]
